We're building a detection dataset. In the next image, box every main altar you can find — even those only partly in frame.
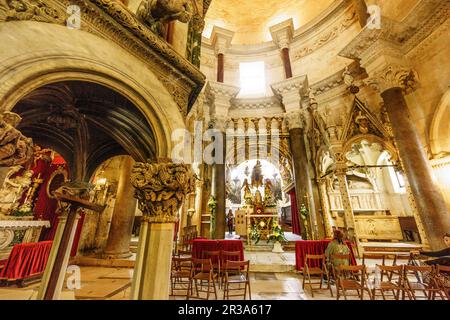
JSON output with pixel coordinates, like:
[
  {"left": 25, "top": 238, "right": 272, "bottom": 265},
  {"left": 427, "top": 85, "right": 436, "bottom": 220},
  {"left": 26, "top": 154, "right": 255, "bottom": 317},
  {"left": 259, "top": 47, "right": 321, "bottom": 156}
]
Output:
[{"left": 229, "top": 160, "right": 280, "bottom": 245}]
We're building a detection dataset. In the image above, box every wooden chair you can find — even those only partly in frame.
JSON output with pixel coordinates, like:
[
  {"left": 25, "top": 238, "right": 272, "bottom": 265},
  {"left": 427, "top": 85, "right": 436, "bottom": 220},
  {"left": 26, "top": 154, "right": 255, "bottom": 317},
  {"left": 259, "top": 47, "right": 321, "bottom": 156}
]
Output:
[
  {"left": 371, "top": 265, "right": 404, "bottom": 300},
  {"left": 329, "top": 253, "right": 351, "bottom": 282},
  {"left": 302, "top": 254, "right": 333, "bottom": 298},
  {"left": 203, "top": 250, "right": 221, "bottom": 288},
  {"left": 222, "top": 260, "right": 251, "bottom": 300},
  {"left": 220, "top": 251, "right": 241, "bottom": 287},
  {"left": 335, "top": 265, "right": 373, "bottom": 300},
  {"left": 170, "top": 257, "right": 193, "bottom": 297},
  {"left": 402, "top": 265, "right": 438, "bottom": 300},
  {"left": 188, "top": 258, "right": 218, "bottom": 300},
  {"left": 432, "top": 265, "right": 450, "bottom": 300},
  {"left": 362, "top": 253, "right": 386, "bottom": 271},
  {"left": 177, "top": 249, "right": 192, "bottom": 258}
]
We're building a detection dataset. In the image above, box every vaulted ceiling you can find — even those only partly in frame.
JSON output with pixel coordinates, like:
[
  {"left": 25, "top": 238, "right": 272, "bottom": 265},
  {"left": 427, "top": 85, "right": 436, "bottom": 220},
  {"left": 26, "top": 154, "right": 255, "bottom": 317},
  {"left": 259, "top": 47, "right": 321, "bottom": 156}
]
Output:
[
  {"left": 13, "top": 81, "right": 157, "bottom": 180},
  {"left": 203, "top": 0, "right": 335, "bottom": 44}
]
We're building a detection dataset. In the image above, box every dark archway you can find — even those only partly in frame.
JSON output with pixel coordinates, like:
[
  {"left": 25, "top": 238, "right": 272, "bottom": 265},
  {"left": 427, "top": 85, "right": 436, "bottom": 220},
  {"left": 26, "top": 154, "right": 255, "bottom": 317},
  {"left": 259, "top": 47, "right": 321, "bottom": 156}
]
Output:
[{"left": 12, "top": 81, "right": 157, "bottom": 180}]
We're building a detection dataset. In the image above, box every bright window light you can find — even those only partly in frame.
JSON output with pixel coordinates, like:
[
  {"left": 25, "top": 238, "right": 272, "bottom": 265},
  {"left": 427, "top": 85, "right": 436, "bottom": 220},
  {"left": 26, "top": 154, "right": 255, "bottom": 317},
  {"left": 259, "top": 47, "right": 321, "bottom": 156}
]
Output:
[{"left": 239, "top": 61, "right": 265, "bottom": 96}]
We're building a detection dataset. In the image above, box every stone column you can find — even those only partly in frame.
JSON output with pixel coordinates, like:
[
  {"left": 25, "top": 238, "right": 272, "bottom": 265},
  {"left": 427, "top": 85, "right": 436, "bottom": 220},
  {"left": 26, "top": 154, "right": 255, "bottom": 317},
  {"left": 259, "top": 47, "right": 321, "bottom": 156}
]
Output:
[
  {"left": 211, "top": 26, "right": 234, "bottom": 84},
  {"left": 381, "top": 88, "right": 450, "bottom": 250},
  {"left": 130, "top": 161, "right": 196, "bottom": 300},
  {"left": 205, "top": 82, "right": 240, "bottom": 239},
  {"left": 272, "top": 76, "right": 318, "bottom": 239},
  {"left": 103, "top": 156, "right": 137, "bottom": 259},
  {"left": 339, "top": 32, "right": 450, "bottom": 250},
  {"left": 318, "top": 178, "right": 334, "bottom": 238},
  {"left": 270, "top": 19, "right": 294, "bottom": 79}
]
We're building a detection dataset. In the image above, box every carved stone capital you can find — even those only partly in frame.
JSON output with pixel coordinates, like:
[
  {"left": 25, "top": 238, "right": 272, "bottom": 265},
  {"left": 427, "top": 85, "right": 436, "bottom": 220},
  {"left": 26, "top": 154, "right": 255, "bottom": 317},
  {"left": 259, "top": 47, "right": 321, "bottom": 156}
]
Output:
[
  {"left": 269, "top": 18, "right": 294, "bottom": 50},
  {"left": 205, "top": 81, "right": 239, "bottom": 126},
  {"left": 210, "top": 26, "right": 234, "bottom": 56},
  {"left": 365, "top": 64, "right": 419, "bottom": 94},
  {"left": 271, "top": 75, "right": 309, "bottom": 112},
  {"left": 131, "top": 160, "right": 196, "bottom": 223},
  {"left": 285, "top": 111, "right": 305, "bottom": 131}
]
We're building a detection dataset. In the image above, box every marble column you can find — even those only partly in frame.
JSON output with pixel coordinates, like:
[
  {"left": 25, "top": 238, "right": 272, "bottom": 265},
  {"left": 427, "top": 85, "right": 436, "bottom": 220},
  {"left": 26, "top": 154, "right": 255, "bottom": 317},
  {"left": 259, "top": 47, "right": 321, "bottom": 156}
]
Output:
[
  {"left": 270, "top": 19, "right": 294, "bottom": 79},
  {"left": 217, "top": 53, "right": 224, "bottom": 83},
  {"left": 103, "top": 156, "right": 136, "bottom": 259},
  {"left": 205, "top": 82, "right": 240, "bottom": 239},
  {"left": 130, "top": 161, "right": 196, "bottom": 300},
  {"left": 289, "top": 124, "right": 317, "bottom": 239},
  {"left": 381, "top": 88, "right": 450, "bottom": 250},
  {"left": 212, "top": 130, "right": 226, "bottom": 239},
  {"left": 318, "top": 179, "right": 334, "bottom": 238}
]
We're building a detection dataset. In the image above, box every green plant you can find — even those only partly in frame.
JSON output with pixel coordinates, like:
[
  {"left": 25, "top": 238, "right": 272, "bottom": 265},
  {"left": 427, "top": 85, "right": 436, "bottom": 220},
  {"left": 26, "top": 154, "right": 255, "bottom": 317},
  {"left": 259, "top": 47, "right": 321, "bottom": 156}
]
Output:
[
  {"left": 267, "top": 222, "right": 287, "bottom": 243},
  {"left": 249, "top": 223, "right": 261, "bottom": 244},
  {"left": 10, "top": 203, "right": 34, "bottom": 217}
]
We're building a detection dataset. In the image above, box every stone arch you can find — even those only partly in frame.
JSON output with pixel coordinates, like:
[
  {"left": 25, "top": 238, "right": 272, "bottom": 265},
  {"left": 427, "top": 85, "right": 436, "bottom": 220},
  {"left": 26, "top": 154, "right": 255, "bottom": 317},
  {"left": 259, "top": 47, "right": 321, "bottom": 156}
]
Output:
[
  {"left": 343, "top": 134, "right": 398, "bottom": 163},
  {"left": 0, "top": 21, "right": 186, "bottom": 161},
  {"left": 430, "top": 89, "right": 450, "bottom": 156}
]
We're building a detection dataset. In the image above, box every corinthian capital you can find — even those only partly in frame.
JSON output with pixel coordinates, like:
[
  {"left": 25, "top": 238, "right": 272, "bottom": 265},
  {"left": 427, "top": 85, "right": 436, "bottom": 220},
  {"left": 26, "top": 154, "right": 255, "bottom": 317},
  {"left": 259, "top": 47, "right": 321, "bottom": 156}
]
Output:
[
  {"left": 131, "top": 160, "right": 196, "bottom": 223},
  {"left": 285, "top": 111, "right": 305, "bottom": 130},
  {"left": 271, "top": 75, "right": 309, "bottom": 112},
  {"left": 365, "top": 64, "right": 419, "bottom": 94}
]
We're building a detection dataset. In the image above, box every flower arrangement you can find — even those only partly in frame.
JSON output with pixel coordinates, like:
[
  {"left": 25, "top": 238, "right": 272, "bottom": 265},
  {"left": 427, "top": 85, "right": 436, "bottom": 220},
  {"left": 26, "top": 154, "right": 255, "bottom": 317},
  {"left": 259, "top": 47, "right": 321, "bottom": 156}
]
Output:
[
  {"left": 208, "top": 196, "right": 217, "bottom": 234},
  {"left": 267, "top": 222, "right": 287, "bottom": 244},
  {"left": 249, "top": 223, "right": 262, "bottom": 244}
]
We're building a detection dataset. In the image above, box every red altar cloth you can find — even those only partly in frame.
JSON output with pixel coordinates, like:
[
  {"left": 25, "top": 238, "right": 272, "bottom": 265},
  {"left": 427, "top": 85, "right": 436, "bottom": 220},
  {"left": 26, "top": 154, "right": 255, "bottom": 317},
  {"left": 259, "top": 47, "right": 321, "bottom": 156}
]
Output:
[
  {"left": 0, "top": 241, "right": 53, "bottom": 280},
  {"left": 192, "top": 239, "right": 245, "bottom": 261},
  {"left": 295, "top": 240, "right": 356, "bottom": 271}
]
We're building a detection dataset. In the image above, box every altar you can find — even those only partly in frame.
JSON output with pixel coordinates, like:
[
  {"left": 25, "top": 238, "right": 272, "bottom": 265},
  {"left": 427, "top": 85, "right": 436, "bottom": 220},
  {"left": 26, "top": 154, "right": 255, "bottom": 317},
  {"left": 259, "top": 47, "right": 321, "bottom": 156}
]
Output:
[{"left": 0, "top": 218, "right": 50, "bottom": 260}]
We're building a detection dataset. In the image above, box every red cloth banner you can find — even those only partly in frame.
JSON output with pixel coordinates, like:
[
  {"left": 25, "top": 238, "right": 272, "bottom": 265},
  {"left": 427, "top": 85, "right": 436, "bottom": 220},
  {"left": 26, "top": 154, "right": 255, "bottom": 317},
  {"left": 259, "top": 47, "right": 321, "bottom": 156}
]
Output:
[
  {"left": 289, "top": 189, "right": 301, "bottom": 236},
  {"left": 0, "top": 241, "right": 53, "bottom": 280},
  {"left": 295, "top": 240, "right": 357, "bottom": 271},
  {"left": 191, "top": 239, "right": 245, "bottom": 261}
]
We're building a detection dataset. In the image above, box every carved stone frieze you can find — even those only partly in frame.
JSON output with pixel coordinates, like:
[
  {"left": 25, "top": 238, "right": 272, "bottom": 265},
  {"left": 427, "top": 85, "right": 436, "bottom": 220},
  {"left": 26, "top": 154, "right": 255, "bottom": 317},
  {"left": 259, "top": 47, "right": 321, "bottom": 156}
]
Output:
[
  {"left": 131, "top": 160, "right": 196, "bottom": 223},
  {"left": 364, "top": 64, "right": 419, "bottom": 94}
]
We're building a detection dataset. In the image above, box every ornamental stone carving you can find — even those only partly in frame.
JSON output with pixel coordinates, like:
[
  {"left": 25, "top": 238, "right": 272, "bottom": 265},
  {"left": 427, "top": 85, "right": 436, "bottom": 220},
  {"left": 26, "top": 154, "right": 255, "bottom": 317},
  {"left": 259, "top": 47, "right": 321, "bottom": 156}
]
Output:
[
  {"left": 365, "top": 64, "right": 419, "bottom": 94},
  {"left": 285, "top": 111, "right": 304, "bottom": 130},
  {"left": 131, "top": 160, "right": 196, "bottom": 223},
  {"left": 137, "top": 0, "right": 194, "bottom": 36},
  {"left": 0, "top": 112, "right": 34, "bottom": 167}
]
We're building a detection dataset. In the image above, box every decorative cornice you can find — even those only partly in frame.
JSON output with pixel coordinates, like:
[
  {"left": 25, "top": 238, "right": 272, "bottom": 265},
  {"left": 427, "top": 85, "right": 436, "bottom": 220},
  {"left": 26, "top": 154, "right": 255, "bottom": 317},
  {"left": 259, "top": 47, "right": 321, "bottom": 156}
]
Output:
[
  {"left": 231, "top": 96, "right": 282, "bottom": 111},
  {"left": 0, "top": 0, "right": 206, "bottom": 116},
  {"left": 271, "top": 75, "right": 309, "bottom": 112},
  {"left": 269, "top": 18, "right": 294, "bottom": 50},
  {"left": 210, "top": 25, "right": 234, "bottom": 55},
  {"left": 205, "top": 81, "right": 240, "bottom": 100}
]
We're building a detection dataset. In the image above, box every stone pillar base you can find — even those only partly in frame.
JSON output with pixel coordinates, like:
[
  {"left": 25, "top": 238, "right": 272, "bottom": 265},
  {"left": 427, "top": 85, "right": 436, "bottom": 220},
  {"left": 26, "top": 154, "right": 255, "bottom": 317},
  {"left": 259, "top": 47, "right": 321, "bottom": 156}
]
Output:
[{"left": 101, "top": 251, "right": 133, "bottom": 259}]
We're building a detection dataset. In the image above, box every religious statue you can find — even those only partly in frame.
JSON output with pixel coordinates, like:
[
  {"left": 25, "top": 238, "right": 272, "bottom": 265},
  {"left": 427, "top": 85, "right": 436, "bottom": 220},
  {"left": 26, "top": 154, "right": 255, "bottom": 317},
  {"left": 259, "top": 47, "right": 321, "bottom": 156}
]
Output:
[
  {"left": 355, "top": 111, "right": 370, "bottom": 134},
  {"left": 241, "top": 178, "right": 252, "bottom": 205},
  {"left": 137, "top": 0, "right": 194, "bottom": 36},
  {"left": 251, "top": 160, "right": 263, "bottom": 188},
  {"left": 0, "top": 166, "right": 33, "bottom": 214},
  {"left": 0, "top": 111, "right": 33, "bottom": 167},
  {"left": 279, "top": 158, "right": 292, "bottom": 185},
  {"left": 263, "top": 179, "right": 275, "bottom": 207},
  {"left": 254, "top": 189, "right": 263, "bottom": 206}
]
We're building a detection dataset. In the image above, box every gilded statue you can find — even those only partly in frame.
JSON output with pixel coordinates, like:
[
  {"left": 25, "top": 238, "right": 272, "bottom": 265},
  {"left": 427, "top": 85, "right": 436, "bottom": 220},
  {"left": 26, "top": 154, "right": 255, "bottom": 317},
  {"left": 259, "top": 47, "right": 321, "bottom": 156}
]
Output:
[
  {"left": 251, "top": 160, "right": 263, "bottom": 188},
  {"left": 0, "top": 166, "right": 33, "bottom": 214},
  {"left": 241, "top": 178, "right": 252, "bottom": 205},
  {"left": 0, "top": 111, "right": 33, "bottom": 167},
  {"left": 137, "top": 0, "right": 194, "bottom": 36},
  {"left": 263, "top": 179, "right": 275, "bottom": 207},
  {"left": 254, "top": 189, "right": 263, "bottom": 206}
]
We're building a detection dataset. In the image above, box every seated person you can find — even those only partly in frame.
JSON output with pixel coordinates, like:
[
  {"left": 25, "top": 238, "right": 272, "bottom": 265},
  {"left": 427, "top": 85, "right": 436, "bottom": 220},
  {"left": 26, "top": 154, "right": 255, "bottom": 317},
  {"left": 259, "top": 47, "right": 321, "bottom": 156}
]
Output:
[
  {"left": 412, "top": 233, "right": 450, "bottom": 267},
  {"left": 325, "top": 229, "right": 350, "bottom": 272}
]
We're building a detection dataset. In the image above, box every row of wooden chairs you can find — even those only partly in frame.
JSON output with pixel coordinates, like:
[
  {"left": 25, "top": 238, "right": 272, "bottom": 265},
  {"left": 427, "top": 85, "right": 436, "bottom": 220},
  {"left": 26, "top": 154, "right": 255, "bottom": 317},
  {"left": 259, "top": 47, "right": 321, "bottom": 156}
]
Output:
[
  {"left": 303, "top": 253, "right": 449, "bottom": 300},
  {"left": 171, "top": 250, "right": 251, "bottom": 300}
]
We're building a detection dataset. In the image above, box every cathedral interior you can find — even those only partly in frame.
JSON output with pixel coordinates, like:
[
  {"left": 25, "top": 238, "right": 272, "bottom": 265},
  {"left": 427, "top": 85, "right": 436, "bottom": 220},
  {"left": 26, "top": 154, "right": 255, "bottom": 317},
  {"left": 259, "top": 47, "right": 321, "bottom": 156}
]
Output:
[{"left": 0, "top": 0, "right": 449, "bottom": 302}]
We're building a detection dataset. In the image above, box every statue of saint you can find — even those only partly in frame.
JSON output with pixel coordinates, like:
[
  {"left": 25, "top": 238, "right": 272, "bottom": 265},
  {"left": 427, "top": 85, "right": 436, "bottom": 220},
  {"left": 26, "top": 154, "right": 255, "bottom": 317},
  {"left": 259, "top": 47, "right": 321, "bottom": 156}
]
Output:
[
  {"left": 251, "top": 160, "right": 263, "bottom": 188},
  {"left": 254, "top": 189, "right": 263, "bottom": 206},
  {"left": 263, "top": 179, "right": 275, "bottom": 207},
  {"left": 241, "top": 178, "right": 253, "bottom": 205},
  {"left": 0, "top": 166, "right": 34, "bottom": 214},
  {"left": 355, "top": 111, "right": 370, "bottom": 134}
]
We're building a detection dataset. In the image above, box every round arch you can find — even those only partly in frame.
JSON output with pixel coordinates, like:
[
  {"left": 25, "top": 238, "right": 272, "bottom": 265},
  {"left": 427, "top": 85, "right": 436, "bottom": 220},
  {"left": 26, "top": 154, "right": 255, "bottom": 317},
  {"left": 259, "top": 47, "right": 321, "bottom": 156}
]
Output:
[
  {"left": 430, "top": 89, "right": 450, "bottom": 156},
  {"left": 0, "top": 20, "right": 187, "bottom": 159}
]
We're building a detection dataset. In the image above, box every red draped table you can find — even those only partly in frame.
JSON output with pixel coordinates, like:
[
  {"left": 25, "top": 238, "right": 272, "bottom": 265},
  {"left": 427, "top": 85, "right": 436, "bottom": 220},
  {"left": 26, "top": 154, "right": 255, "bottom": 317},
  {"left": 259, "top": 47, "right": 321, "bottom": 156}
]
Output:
[
  {"left": 0, "top": 241, "right": 53, "bottom": 283},
  {"left": 192, "top": 239, "right": 245, "bottom": 261},
  {"left": 295, "top": 240, "right": 356, "bottom": 271}
]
